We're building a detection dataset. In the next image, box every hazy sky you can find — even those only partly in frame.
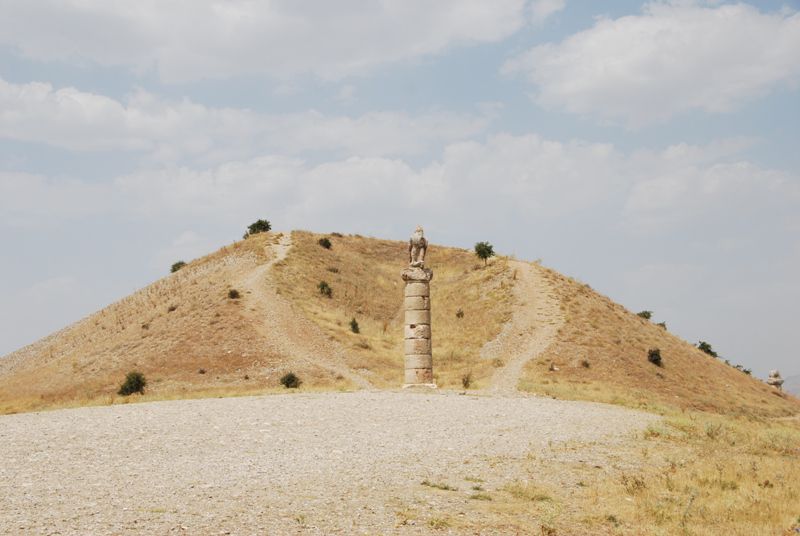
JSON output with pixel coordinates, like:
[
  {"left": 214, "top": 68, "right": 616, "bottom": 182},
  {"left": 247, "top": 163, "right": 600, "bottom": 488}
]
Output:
[{"left": 1, "top": 0, "right": 798, "bottom": 378}]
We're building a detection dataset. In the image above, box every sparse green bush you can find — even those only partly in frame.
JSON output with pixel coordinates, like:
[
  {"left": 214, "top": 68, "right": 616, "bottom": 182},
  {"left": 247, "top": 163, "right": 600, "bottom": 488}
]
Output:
[
  {"left": 228, "top": 289, "right": 241, "bottom": 299},
  {"left": 455, "top": 308, "right": 464, "bottom": 319},
  {"left": 647, "top": 348, "right": 663, "bottom": 367},
  {"left": 318, "top": 281, "right": 332, "bottom": 298},
  {"left": 243, "top": 219, "right": 271, "bottom": 239},
  {"left": 697, "top": 341, "right": 718, "bottom": 357},
  {"left": 280, "top": 372, "right": 301, "bottom": 389},
  {"left": 474, "top": 241, "right": 495, "bottom": 266},
  {"left": 349, "top": 317, "right": 360, "bottom": 333},
  {"left": 318, "top": 237, "right": 332, "bottom": 249},
  {"left": 170, "top": 261, "right": 186, "bottom": 273},
  {"left": 637, "top": 310, "right": 652, "bottom": 320},
  {"left": 118, "top": 371, "right": 146, "bottom": 396}
]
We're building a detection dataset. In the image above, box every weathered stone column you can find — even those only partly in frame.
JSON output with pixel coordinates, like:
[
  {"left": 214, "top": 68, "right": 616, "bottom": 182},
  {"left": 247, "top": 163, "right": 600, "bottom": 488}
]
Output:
[{"left": 401, "top": 266, "right": 435, "bottom": 387}]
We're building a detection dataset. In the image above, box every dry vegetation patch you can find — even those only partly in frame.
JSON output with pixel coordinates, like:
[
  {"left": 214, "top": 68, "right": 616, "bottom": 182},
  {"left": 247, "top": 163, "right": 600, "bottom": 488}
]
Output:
[
  {"left": 271, "top": 231, "right": 514, "bottom": 388},
  {"left": 519, "top": 267, "right": 800, "bottom": 418}
]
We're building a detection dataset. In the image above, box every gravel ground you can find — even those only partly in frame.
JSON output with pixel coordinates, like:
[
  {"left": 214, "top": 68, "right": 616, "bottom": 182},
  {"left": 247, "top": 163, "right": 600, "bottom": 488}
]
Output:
[{"left": 0, "top": 391, "right": 655, "bottom": 535}]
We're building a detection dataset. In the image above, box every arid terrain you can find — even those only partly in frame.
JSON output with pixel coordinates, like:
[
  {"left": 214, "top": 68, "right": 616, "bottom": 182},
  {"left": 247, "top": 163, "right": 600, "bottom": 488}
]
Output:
[{"left": 1, "top": 231, "right": 798, "bottom": 534}]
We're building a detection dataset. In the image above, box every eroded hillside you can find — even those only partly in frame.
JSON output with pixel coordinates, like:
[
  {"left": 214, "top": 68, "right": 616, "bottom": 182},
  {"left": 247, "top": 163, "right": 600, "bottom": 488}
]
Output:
[
  {"left": 520, "top": 266, "right": 799, "bottom": 417},
  {"left": 1, "top": 230, "right": 797, "bottom": 419}
]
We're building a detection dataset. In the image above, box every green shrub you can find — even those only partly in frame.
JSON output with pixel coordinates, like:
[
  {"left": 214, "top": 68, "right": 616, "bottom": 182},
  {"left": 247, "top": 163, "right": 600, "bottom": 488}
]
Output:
[
  {"left": 350, "top": 317, "right": 360, "bottom": 333},
  {"left": 280, "top": 372, "right": 301, "bottom": 389},
  {"left": 118, "top": 371, "right": 146, "bottom": 396},
  {"left": 318, "top": 237, "right": 332, "bottom": 249},
  {"left": 647, "top": 348, "right": 663, "bottom": 367},
  {"left": 243, "top": 219, "right": 271, "bottom": 239},
  {"left": 318, "top": 281, "right": 332, "bottom": 298},
  {"left": 637, "top": 310, "right": 652, "bottom": 320},
  {"left": 228, "top": 289, "right": 241, "bottom": 299},
  {"left": 474, "top": 241, "right": 495, "bottom": 266},
  {"left": 697, "top": 341, "right": 718, "bottom": 357},
  {"left": 170, "top": 261, "right": 186, "bottom": 273},
  {"left": 455, "top": 308, "right": 464, "bottom": 319}
]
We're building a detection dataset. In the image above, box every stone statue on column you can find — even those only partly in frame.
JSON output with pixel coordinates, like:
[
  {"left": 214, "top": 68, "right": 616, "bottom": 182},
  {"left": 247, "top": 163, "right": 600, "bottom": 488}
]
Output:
[{"left": 401, "top": 226, "right": 435, "bottom": 387}]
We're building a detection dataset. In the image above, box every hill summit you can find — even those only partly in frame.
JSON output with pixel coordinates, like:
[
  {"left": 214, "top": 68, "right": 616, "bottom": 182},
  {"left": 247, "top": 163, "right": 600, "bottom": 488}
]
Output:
[{"left": 1, "top": 230, "right": 797, "bottom": 417}]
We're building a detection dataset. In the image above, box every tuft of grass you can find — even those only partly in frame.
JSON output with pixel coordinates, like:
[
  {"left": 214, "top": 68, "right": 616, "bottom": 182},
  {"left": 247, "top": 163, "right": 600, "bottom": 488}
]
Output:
[
  {"left": 469, "top": 492, "right": 493, "bottom": 501},
  {"left": 461, "top": 371, "right": 473, "bottom": 389},
  {"left": 427, "top": 517, "right": 451, "bottom": 530},
  {"left": 502, "top": 481, "right": 552, "bottom": 502},
  {"left": 349, "top": 317, "right": 360, "bottom": 334},
  {"left": 228, "top": 289, "right": 241, "bottom": 299},
  {"left": 421, "top": 479, "right": 457, "bottom": 491}
]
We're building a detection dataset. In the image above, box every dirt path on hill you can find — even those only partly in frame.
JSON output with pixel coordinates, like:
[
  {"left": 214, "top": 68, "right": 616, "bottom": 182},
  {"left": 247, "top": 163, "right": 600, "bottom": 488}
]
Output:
[
  {"left": 483, "top": 260, "right": 564, "bottom": 393},
  {"left": 237, "top": 233, "right": 373, "bottom": 390},
  {"left": 0, "top": 391, "right": 655, "bottom": 535}
]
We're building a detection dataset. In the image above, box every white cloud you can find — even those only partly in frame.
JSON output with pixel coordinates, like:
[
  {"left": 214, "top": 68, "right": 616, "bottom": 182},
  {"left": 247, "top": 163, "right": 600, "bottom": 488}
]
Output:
[
  {"left": 528, "top": 0, "right": 565, "bottom": 24},
  {"left": 504, "top": 2, "right": 800, "bottom": 125},
  {"left": 0, "top": 0, "right": 560, "bottom": 83},
  {"left": 0, "top": 78, "right": 493, "bottom": 162},
  {"left": 4, "top": 132, "right": 791, "bottom": 241},
  {"left": 4, "top": 129, "right": 797, "bottom": 241},
  {"left": 0, "top": 171, "right": 113, "bottom": 227}
]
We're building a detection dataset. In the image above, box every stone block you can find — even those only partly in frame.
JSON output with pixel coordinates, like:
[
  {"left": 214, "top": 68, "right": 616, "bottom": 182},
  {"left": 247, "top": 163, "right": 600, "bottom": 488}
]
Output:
[
  {"left": 404, "top": 309, "right": 430, "bottom": 325},
  {"left": 401, "top": 267, "right": 433, "bottom": 282},
  {"left": 404, "top": 367, "right": 434, "bottom": 384},
  {"left": 404, "top": 296, "right": 430, "bottom": 310},
  {"left": 405, "top": 354, "right": 433, "bottom": 369},
  {"left": 404, "top": 324, "right": 431, "bottom": 339},
  {"left": 404, "top": 338, "right": 431, "bottom": 355},
  {"left": 404, "top": 282, "right": 430, "bottom": 297}
]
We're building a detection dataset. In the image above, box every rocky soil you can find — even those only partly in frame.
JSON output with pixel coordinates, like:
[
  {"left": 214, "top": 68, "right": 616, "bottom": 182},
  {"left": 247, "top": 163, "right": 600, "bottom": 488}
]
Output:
[{"left": 0, "top": 391, "right": 654, "bottom": 535}]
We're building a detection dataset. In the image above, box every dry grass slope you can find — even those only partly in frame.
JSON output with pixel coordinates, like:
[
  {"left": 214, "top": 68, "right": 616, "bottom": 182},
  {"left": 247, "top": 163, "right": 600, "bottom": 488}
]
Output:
[
  {"left": 271, "top": 231, "right": 514, "bottom": 388},
  {"left": 0, "top": 233, "right": 350, "bottom": 414},
  {"left": 519, "top": 266, "right": 800, "bottom": 418}
]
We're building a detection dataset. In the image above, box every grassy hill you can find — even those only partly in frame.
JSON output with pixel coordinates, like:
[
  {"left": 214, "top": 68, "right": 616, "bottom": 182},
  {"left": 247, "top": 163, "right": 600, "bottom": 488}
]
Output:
[
  {"left": 1, "top": 230, "right": 797, "bottom": 419},
  {"left": 1, "top": 230, "right": 798, "bottom": 534},
  {"left": 519, "top": 266, "right": 798, "bottom": 417}
]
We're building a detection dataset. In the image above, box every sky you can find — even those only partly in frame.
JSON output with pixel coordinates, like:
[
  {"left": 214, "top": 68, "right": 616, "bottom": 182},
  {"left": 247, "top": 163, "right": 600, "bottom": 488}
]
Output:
[{"left": 0, "top": 0, "right": 799, "bottom": 379}]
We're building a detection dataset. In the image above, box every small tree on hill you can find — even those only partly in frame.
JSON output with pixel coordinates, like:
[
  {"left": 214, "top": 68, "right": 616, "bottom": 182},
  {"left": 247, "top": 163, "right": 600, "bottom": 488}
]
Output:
[
  {"left": 697, "top": 341, "right": 718, "bottom": 357},
  {"left": 171, "top": 261, "right": 186, "bottom": 273},
  {"left": 637, "top": 310, "right": 652, "bottom": 320},
  {"left": 243, "top": 219, "right": 271, "bottom": 239},
  {"left": 118, "top": 371, "right": 147, "bottom": 396},
  {"left": 474, "top": 242, "right": 495, "bottom": 266}
]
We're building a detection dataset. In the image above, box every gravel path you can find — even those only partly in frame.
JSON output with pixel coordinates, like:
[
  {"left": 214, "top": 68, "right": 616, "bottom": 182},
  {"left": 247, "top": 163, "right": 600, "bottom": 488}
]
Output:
[
  {"left": 0, "top": 391, "right": 654, "bottom": 535},
  {"left": 483, "top": 261, "right": 564, "bottom": 392},
  {"left": 238, "top": 232, "right": 373, "bottom": 390}
]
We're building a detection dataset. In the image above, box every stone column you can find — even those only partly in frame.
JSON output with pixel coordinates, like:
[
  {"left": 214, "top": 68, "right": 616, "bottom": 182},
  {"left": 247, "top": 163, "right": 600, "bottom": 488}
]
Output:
[{"left": 401, "top": 267, "right": 435, "bottom": 387}]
